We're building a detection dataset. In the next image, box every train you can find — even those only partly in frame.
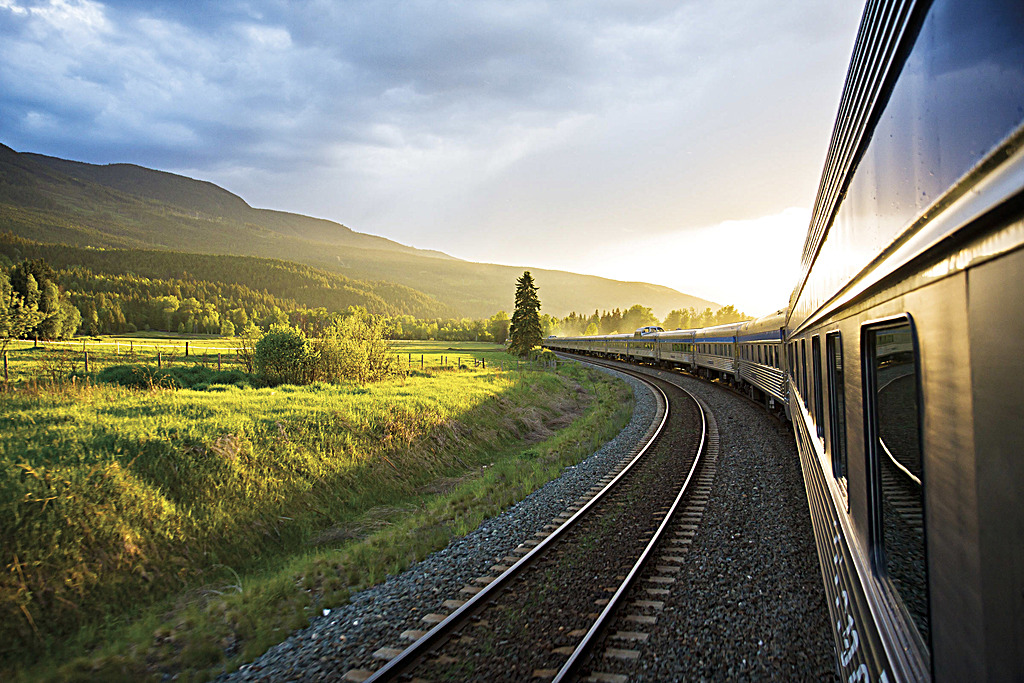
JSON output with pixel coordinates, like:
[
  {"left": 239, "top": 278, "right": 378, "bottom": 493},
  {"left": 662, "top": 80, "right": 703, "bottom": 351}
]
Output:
[{"left": 544, "top": 0, "right": 1024, "bottom": 680}]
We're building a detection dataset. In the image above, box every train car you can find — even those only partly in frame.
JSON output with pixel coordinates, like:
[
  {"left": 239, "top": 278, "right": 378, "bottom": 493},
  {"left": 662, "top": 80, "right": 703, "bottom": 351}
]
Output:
[
  {"left": 692, "top": 322, "right": 742, "bottom": 381},
  {"left": 736, "top": 310, "right": 787, "bottom": 414},
  {"left": 788, "top": 0, "right": 1024, "bottom": 680},
  {"left": 653, "top": 327, "right": 696, "bottom": 369},
  {"left": 629, "top": 326, "right": 661, "bottom": 362},
  {"left": 605, "top": 333, "right": 632, "bottom": 360}
]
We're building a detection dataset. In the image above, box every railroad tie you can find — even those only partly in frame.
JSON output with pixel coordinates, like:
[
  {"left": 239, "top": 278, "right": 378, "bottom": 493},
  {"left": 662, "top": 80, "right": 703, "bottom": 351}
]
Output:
[
  {"left": 421, "top": 612, "right": 447, "bottom": 624},
  {"left": 625, "top": 614, "right": 657, "bottom": 625},
  {"left": 371, "top": 647, "right": 403, "bottom": 660},
  {"left": 610, "top": 630, "right": 650, "bottom": 642},
  {"left": 400, "top": 629, "right": 428, "bottom": 641},
  {"left": 585, "top": 673, "right": 629, "bottom": 683}
]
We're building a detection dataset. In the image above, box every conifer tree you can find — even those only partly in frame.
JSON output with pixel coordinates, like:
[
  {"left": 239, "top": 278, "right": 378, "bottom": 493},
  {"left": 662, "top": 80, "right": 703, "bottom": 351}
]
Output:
[{"left": 508, "top": 271, "right": 542, "bottom": 357}]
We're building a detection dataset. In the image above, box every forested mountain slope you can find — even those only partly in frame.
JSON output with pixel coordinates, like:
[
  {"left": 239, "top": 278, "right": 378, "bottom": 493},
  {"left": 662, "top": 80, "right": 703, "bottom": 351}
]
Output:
[
  {"left": 0, "top": 233, "right": 450, "bottom": 322},
  {"left": 0, "top": 144, "right": 717, "bottom": 317}
]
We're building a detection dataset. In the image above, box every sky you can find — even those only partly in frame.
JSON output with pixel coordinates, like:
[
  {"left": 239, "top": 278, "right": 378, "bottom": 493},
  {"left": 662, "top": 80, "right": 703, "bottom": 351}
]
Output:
[{"left": 0, "top": 0, "right": 865, "bottom": 316}]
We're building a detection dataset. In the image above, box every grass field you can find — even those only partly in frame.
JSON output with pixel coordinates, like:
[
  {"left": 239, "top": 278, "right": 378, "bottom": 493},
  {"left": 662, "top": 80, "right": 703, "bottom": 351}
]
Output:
[
  {"left": 1, "top": 336, "right": 522, "bottom": 385},
  {"left": 1, "top": 337, "right": 632, "bottom": 681}
]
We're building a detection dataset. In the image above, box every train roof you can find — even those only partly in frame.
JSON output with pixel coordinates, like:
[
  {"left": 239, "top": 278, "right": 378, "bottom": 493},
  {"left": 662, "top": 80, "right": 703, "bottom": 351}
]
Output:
[{"left": 738, "top": 309, "right": 787, "bottom": 340}]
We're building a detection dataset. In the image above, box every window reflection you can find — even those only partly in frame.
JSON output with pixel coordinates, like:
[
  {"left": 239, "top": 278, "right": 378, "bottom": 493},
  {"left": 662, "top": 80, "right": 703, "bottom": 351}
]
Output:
[{"left": 868, "top": 323, "right": 929, "bottom": 650}]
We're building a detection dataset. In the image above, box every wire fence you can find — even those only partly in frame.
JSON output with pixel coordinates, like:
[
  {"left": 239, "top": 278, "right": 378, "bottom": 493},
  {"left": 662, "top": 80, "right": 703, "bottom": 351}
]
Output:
[{"left": 2, "top": 341, "right": 562, "bottom": 386}]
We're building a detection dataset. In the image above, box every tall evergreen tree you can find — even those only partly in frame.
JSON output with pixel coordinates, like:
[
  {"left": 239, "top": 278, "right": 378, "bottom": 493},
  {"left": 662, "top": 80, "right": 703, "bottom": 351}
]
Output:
[{"left": 508, "top": 271, "right": 542, "bottom": 357}]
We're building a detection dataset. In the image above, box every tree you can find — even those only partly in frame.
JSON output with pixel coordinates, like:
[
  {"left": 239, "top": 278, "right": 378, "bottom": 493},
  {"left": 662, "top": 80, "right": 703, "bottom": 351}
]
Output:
[
  {"left": 0, "top": 268, "right": 43, "bottom": 354},
  {"left": 620, "top": 304, "right": 659, "bottom": 333},
  {"left": 663, "top": 308, "right": 690, "bottom": 330},
  {"left": 488, "top": 310, "right": 510, "bottom": 344},
  {"left": 508, "top": 271, "right": 542, "bottom": 357}
]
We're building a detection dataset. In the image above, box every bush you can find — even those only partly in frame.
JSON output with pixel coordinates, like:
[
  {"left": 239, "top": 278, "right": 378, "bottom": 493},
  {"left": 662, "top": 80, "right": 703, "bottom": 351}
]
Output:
[
  {"left": 96, "top": 365, "right": 259, "bottom": 390},
  {"left": 254, "top": 324, "right": 315, "bottom": 385},
  {"left": 313, "top": 315, "right": 398, "bottom": 384}
]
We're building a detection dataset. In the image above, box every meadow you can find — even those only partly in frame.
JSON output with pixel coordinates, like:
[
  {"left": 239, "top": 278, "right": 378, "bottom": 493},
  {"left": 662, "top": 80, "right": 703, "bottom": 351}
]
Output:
[
  {"left": 0, "top": 337, "right": 632, "bottom": 681},
  {"left": 1, "top": 336, "right": 523, "bottom": 385}
]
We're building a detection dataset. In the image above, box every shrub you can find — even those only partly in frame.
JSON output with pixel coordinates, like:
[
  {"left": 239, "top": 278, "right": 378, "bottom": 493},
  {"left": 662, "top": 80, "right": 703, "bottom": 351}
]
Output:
[
  {"left": 254, "top": 325, "right": 315, "bottom": 385},
  {"left": 312, "top": 315, "right": 398, "bottom": 384}
]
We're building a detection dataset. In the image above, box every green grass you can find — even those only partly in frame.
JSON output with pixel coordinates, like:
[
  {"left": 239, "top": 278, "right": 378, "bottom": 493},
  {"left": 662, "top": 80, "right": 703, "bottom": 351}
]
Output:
[
  {"left": 1, "top": 344, "right": 632, "bottom": 681},
  {"left": 1, "top": 337, "right": 521, "bottom": 386}
]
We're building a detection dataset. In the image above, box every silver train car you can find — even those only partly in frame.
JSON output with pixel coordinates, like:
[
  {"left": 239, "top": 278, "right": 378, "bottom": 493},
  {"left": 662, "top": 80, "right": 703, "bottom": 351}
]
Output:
[{"left": 545, "top": 0, "right": 1023, "bottom": 678}]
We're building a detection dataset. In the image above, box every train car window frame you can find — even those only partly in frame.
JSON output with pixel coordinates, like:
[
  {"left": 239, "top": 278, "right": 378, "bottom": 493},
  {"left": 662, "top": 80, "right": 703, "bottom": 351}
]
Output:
[
  {"left": 800, "top": 339, "right": 808, "bottom": 400},
  {"left": 861, "top": 316, "right": 931, "bottom": 663},
  {"left": 812, "top": 335, "right": 824, "bottom": 439},
  {"left": 825, "top": 331, "right": 849, "bottom": 496},
  {"left": 787, "top": 342, "right": 795, "bottom": 390}
]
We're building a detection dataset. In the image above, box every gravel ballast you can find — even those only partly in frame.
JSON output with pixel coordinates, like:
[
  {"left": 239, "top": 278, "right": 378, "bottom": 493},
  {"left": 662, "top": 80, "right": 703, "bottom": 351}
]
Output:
[
  {"left": 630, "top": 366, "right": 837, "bottom": 681},
  {"left": 225, "top": 365, "right": 657, "bottom": 682}
]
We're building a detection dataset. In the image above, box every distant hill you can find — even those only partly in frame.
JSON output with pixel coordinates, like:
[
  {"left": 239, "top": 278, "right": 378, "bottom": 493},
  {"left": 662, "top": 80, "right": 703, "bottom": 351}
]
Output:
[
  {"left": 0, "top": 233, "right": 450, "bottom": 320},
  {"left": 0, "top": 143, "right": 718, "bottom": 317}
]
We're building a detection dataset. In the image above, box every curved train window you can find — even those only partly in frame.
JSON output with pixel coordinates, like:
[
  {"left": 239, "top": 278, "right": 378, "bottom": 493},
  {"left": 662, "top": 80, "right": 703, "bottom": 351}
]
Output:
[
  {"left": 826, "top": 332, "right": 847, "bottom": 485},
  {"left": 812, "top": 336, "right": 823, "bottom": 439},
  {"left": 863, "top": 320, "right": 930, "bottom": 655}
]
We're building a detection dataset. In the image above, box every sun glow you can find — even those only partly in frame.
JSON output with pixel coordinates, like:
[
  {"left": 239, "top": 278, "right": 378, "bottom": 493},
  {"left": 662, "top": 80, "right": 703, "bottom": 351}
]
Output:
[{"left": 586, "top": 207, "right": 809, "bottom": 316}]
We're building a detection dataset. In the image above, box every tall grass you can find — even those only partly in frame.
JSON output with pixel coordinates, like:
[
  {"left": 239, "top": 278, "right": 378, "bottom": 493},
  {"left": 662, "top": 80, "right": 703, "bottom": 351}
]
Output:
[{"left": 1, "top": 357, "right": 630, "bottom": 680}]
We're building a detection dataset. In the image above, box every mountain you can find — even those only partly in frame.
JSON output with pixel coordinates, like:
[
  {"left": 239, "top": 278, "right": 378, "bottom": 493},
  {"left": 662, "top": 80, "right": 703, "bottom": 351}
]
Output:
[
  {"left": 0, "top": 232, "right": 451, "bottom": 320},
  {"left": 0, "top": 144, "right": 718, "bottom": 318}
]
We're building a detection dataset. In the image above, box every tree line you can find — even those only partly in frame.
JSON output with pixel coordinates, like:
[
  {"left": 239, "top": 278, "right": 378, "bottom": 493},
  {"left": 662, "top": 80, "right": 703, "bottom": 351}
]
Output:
[
  {"left": 554, "top": 303, "right": 750, "bottom": 336},
  {"left": 1, "top": 250, "right": 748, "bottom": 354}
]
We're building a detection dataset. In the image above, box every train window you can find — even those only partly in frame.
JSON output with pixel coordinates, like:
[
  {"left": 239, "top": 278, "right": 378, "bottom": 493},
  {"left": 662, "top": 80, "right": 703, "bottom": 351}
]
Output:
[
  {"left": 812, "top": 336, "right": 824, "bottom": 439},
  {"left": 800, "top": 339, "right": 808, "bottom": 399},
  {"left": 826, "top": 332, "right": 848, "bottom": 485},
  {"left": 863, "top": 320, "right": 930, "bottom": 654}
]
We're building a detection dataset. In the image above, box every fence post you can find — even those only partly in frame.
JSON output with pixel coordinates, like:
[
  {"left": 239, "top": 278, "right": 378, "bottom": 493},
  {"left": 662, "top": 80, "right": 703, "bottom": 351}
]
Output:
[
  {"left": 3, "top": 351, "right": 7, "bottom": 383},
  {"left": 185, "top": 341, "right": 189, "bottom": 357},
  {"left": 130, "top": 340, "right": 134, "bottom": 355},
  {"left": 421, "top": 354, "right": 424, "bottom": 369},
  {"left": 84, "top": 351, "right": 89, "bottom": 373},
  {"left": 218, "top": 353, "right": 222, "bottom": 371},
  {"left": 482, "top": 357, "right": 486, "bottom": 369},
  {"left": 158, "top": 352, "right": 162, "bottom": 369}
]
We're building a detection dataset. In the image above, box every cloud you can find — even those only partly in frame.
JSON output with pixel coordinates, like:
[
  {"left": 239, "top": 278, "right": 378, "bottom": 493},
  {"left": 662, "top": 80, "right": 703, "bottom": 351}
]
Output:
[{"left": 0, "top": 0, "right": 863, "bottom": 305}]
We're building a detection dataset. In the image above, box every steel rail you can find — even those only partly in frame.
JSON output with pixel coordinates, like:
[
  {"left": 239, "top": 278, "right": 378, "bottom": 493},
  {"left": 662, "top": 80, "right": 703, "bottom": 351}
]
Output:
[
  {"left": 552, "top": 357, "right": 707, "bottom": 682},
  {"left": 364, "top": 368, "right": 670, "bottom": 683}
]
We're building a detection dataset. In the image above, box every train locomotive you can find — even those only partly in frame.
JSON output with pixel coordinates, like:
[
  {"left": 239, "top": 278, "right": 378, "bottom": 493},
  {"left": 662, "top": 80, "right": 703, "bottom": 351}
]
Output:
[{"left": 544, "top": 0, "right": 1024, "bottom": 679}]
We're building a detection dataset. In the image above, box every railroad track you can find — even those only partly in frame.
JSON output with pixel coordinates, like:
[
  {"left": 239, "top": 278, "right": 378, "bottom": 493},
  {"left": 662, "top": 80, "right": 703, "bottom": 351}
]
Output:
[{"left": 355, "top": 359, "right": 711, "bottom": 682}]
